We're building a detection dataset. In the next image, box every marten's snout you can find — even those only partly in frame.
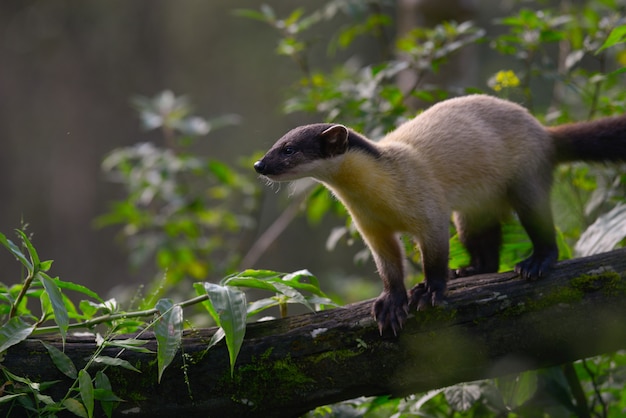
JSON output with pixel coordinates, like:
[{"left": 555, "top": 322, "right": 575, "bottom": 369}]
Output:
[{"left": 253, "top": 160, "right": 266, "bottom": 174}]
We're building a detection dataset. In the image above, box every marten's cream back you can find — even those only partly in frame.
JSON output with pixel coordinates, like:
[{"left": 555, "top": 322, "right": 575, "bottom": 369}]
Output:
[{"left": 378, "top": 95, "right": 552, "bottom": 211}]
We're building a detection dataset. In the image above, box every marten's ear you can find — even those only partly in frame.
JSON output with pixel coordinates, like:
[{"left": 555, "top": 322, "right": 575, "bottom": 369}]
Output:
[{"left": 320, "top": 125, "right": 349, "bottom": 157}]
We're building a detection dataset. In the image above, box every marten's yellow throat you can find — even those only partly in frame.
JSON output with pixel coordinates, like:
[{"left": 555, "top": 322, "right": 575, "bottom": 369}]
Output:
[{"left": 254, "top": 95, "right": 626, "bottom": 335}]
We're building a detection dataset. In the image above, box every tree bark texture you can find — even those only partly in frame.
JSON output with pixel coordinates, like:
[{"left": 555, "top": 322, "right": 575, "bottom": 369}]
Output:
[{"left": 3, "top": 249, "right": 626, "bottom": 417}]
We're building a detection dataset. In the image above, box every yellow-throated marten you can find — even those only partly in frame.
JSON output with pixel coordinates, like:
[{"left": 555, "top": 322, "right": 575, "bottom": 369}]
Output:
[{"left": 254, "top": 95, "right": 626, "bottom": 334}]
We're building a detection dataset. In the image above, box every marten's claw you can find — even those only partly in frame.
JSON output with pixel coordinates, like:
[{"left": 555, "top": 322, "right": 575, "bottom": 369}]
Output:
[
  {"left": 515, "top": 249, "right": 557, "bottom": 280},
  {"left": 372, "top": 290, "right": 409, "bottom": 336},
  {"left": 408, "top": 283, "right": 446, "bottom": 311}
]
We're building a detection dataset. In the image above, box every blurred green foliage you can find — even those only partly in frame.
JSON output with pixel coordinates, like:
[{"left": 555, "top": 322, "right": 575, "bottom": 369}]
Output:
[{"left": 96, "top": 90, "right": 256, "bottom": 304}]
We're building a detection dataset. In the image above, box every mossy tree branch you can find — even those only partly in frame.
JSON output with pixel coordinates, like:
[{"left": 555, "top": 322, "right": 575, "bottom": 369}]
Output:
[{"left": 3, "top": 249, "right": 626, "bottom": 417}]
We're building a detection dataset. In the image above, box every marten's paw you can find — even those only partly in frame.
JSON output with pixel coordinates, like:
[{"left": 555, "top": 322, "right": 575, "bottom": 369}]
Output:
[
  {"left": 453, "top": 266, "right": 479, "bottom": 278},
  {"left": 372, "top": 290, "right": 409, "bottom": 336},
  {"left": 515, "top": 249, "right": 557, "bottom": 280},
  {"left": 408, "top": 282, "right": 446, "bottom": 311}
]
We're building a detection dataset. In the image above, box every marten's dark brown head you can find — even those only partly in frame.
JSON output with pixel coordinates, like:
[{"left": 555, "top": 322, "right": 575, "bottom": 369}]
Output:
[
  {"left": 254, "top": 123, "right": 380, "bottom": 182},
  {"left": 253, "top": 124, "right": 350, "bottom": 181}
]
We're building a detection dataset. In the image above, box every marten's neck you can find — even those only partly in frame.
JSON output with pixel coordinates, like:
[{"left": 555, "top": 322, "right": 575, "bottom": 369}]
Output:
[{"left": 346, "top": 131, "right": 381, "bottom": 159}]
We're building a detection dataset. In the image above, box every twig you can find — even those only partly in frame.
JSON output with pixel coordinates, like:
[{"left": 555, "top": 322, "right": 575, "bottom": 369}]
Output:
[
  {"left": 31, "top": 294, "right": 210, "bottom": 335},
  {"left": 239, "top": 188, "right": 310, "bottom": 269}
]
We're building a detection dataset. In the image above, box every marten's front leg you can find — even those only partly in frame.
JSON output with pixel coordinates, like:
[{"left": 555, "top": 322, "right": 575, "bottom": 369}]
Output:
[{"left": 364, "top": 229, "right": 408, "bottom": 335}]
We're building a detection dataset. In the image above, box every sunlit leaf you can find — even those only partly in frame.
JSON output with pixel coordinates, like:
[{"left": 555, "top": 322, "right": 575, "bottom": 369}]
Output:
[
  {"left": 444, "top": 384, "right": 481, "bottom": 412},
  {"left": 92, "top": 356, "right": 141, "bottom": 373},
  {"left": 496, "top": 370, "right": 538, "bottom": 408},
  {"left": 228, "top": 269, "right": 282, "bottom": 279},
  {"left": 576, "top": 203, "right": 626, "bottom": 256},
  {"left": 597, "top": 25, "right": 626, "bottom": 53},
  {"left": 198, "top": 283, "right": 246, "bottom": 376},
  {"left": 247, "top": 298, "right": 280, "bottom": 316},
  {"left": 63, "top": 398, "right": 88, "bottom": 418},
  {"left": 280, "top": 270, "right": 325, "bottom": 296},
  {"left": 0, "top": 316, "right": 35, "bottom": 354},
  {"left": 273, "top": 282, "right": 312, "bottom": 311},
  {"left": 104, "top": 338, "right": 153, "bottom": 354},
  {"left": 155, "top": 299, "right": 183, "bottom": 383},
  {"left": 206, "top": 327, "right": 225, "bottom": 351},
  {"left": 41, "top": 341, "right": 77, "bottom": 379},
  {"left": 222, "top": 276, "right": 280, "bottom": 293}
]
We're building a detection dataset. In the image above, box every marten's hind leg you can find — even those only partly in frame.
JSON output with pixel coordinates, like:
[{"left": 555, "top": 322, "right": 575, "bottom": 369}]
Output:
[
  {"left": 509, "top": 171, "right": 558, "bottom": 279},
  {"left": 453, "top": 212, "right": 502, "bottom": 277}
]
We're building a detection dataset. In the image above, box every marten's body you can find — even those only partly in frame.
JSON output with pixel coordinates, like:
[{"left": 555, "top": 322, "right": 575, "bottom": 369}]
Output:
[{"left": 254, "top": 95, "right": 626, "bottom": 334}]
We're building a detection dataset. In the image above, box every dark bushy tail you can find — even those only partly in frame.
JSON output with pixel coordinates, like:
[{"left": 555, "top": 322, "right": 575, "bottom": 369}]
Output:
[{"left": 550, "top": 115, "right": 626, "bottom": 163}]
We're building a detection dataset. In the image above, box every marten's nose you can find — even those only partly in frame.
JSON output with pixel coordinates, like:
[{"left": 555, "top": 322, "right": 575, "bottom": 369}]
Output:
[{"left": 253, "top": 160, "right": 265, "bottom": 174}]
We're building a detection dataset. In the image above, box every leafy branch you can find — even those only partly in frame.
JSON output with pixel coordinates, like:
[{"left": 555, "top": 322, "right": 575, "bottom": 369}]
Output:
[{"left": 0, "top": 229, "right": 335, "bottom": 416}]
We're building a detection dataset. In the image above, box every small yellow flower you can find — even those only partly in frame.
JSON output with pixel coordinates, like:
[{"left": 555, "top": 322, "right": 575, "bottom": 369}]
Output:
[{"left": 489, "top": 70, "right": 520, "bottom": 92}]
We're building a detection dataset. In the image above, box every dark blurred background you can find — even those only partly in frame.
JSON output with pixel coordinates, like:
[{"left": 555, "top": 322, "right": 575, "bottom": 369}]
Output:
[{"left": 0, "top": 0, "right": 504, "bottom": 299}]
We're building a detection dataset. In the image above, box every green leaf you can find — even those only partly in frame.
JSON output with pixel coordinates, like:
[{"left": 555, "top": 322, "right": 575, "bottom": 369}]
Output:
[
  {"left": 39, "top": 259, "right": 53, "bottom": 272},
  {"left": 206, "top": 327, "right": 225, "bottom": 351},
  {"left": 54, "top": 279, "right": 103, "bottom": 302},
  {"left": 273, "top": 282, "right": 313, "bottom": 311},
  {"left": 280, "top": 270, "right": 326, "bottom": 296},
  {"left": 497, "top": 370, "right": 538, "bottom": 408},
  {"left": 0, "top": 231, "right": 33, "bottom": 271},
  {"left": 39, "top": 273, "right": 69, "bottom": 343},
  {"left": 227, "top": 269, "right": 328, "bottom": 299},
  {"left": 597, "top": 25, "right": 626, "bottom": 53},
  {"left": 91, "top": 356, "right": 141, "bottom": 373},
  {"left": 199, "top": 283, "right": 247, "bottom": 376},
  {"left": 93, "top": 388, "right": 125, "bottom": 403},
  {"left": 247, "top": 297, "right": 280, "bottom": 316},
  {"left": 79, "top": 369, "right": 94, "bottom": 418},
  {"left": 63, "top": 398, "right": 88, "bottom": 418},
  {"left": 229, "top": 269, "right": 282, "bottom": 279},
  {"left": 95, "top": 371, "right": 121, "bottom": 418},
  {"left": 41, "top": 341, "right": 77, "bottom": 379},
  {"left": 0, "top": 316, "right": 35, "bottom": 353},
  {"left": 223, "top": 276, "right": 281, "bottom": 293},
  {"left": 0, "top": 394, "right": 25, "bottom": 404},
  {"left": 15, "top": 229, "right": 40, "bottom": 269},
  {"left": 208, "top": 160, "right": 235, "bottom": 185},
  {"left": 35, "top": 393, "right": 54, "bottom": 405},
  {"left": 306, "top": 187, "right": 332, "bottom": 225},
  {"left": 104, "top": 338, "right": 153, "bottom": 354},
  {"left": 154, "top": 299, "right": 183, "bottom": 383},
  {"left": 193, "top": 283, "right": 220, "bottom": 322}
]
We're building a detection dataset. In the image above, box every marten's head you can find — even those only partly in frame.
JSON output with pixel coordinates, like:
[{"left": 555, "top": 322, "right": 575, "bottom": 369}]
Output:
[
  {"left": 254, "top": 124, "right": 350, "bottom": 182},
  {"left": 254, "top": 123, "right": 380, "bottom": 182}
]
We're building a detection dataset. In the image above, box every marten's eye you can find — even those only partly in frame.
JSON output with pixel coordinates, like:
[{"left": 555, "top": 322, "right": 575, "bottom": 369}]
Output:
[{"left": 282, "top": 146, "right": 295, "bottom": 155}]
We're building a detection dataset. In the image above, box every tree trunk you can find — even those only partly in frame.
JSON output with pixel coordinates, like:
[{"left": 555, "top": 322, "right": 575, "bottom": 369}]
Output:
[{"left": 4, "top": 249, "right": 626, "bottom": 417}]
